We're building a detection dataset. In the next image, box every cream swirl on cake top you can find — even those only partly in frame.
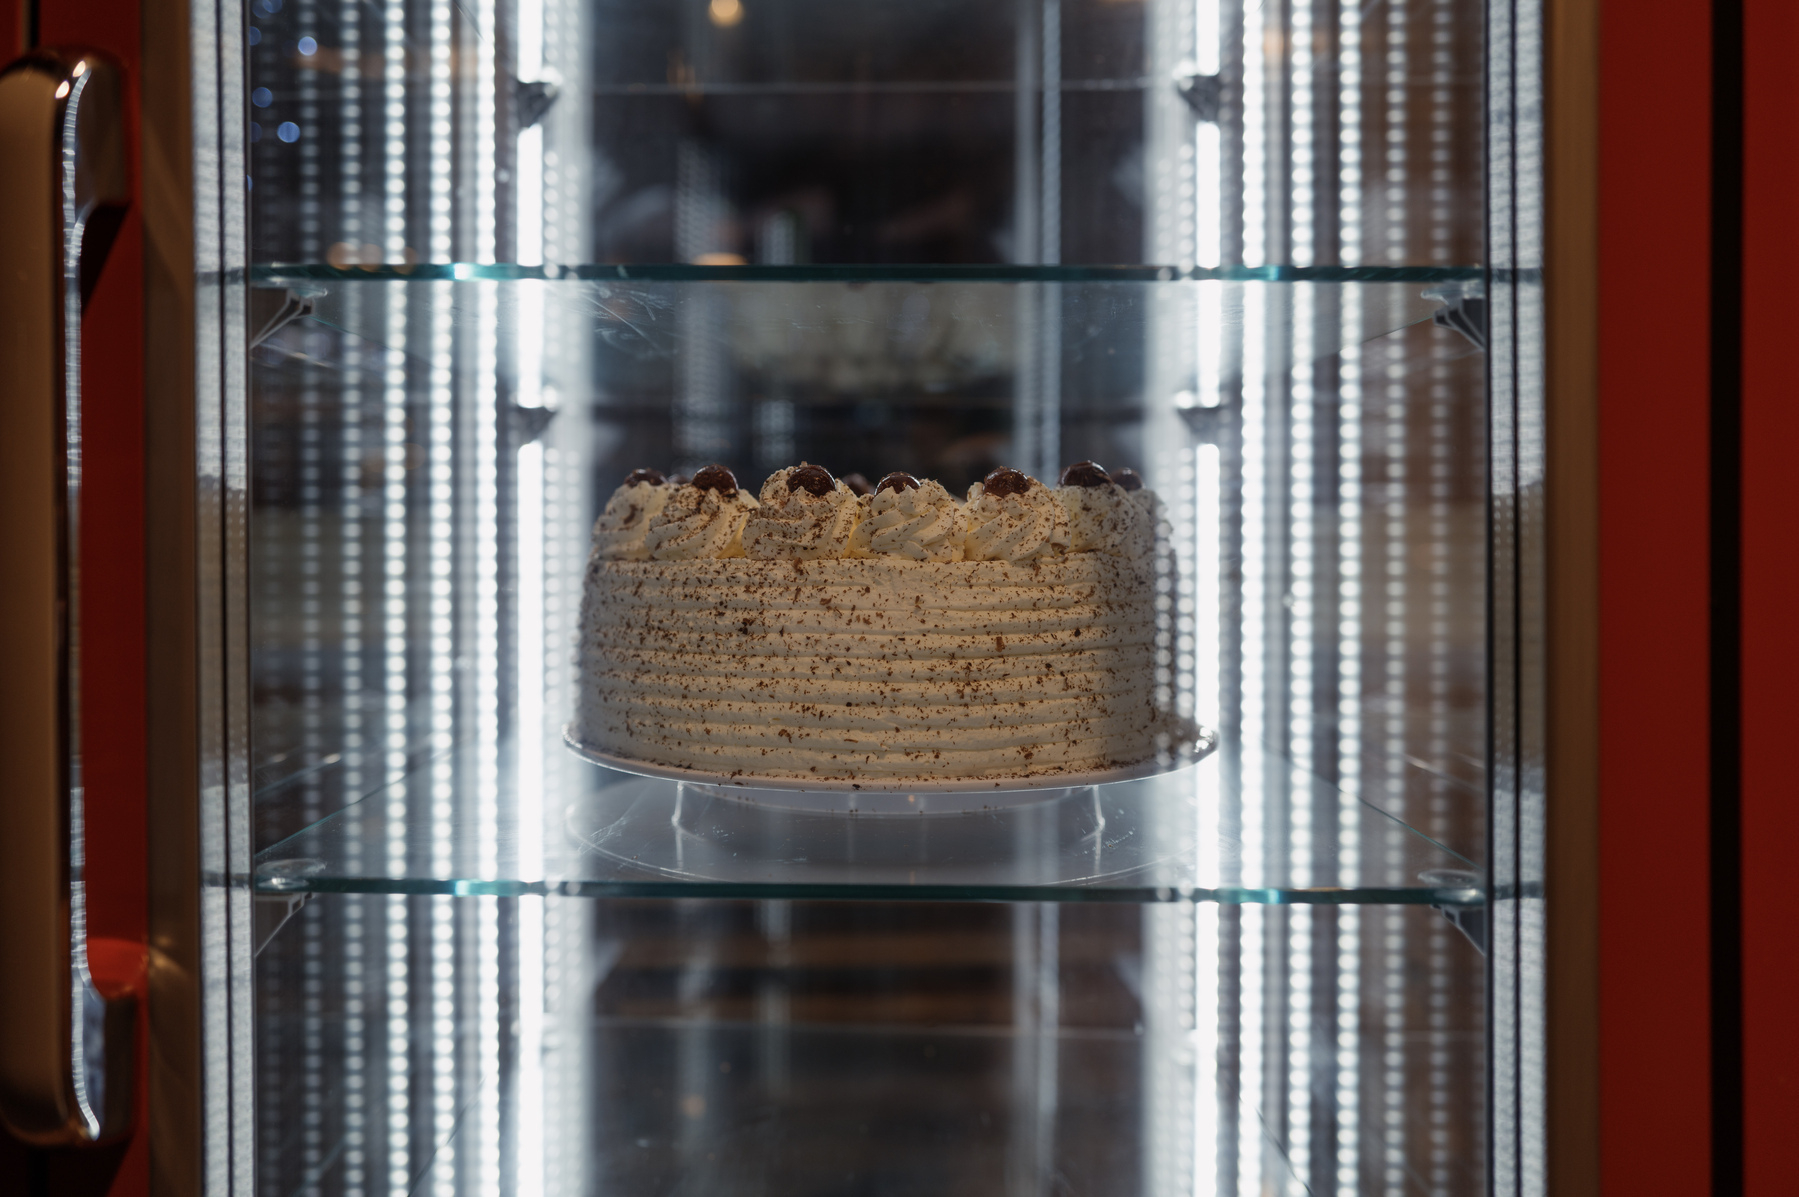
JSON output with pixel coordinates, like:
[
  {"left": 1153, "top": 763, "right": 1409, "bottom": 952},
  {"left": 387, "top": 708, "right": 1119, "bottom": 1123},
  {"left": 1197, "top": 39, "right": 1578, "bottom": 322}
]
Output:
[
  {"left": 1113, "top": 467, "right": 1163, "bottom": 524},
  {"left": 591, "top": 468, "right": 673, "bottom": 560},
  {"left": 645, "top": 464, "right": 759, "bottom": 560},
  {"left": 963, "top": 468, "right": 1069, "bottom": 564},
  {"left": 743, "top": 464, "right": 862, "bottom": 559},
  {"left": 848, "top": 472, "right": 967, "bottom": 562},
  {"left": 1055, "top": 461, "right": 1155, "bottom": 557}
]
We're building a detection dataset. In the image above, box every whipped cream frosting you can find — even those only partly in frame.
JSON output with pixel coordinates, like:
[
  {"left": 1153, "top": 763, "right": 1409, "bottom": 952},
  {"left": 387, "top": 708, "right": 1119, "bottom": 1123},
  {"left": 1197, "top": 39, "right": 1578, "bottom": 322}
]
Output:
[
  {"left": 644, "top": 483, "right": 760, "bottom": 560},
  {"left": 575, "top": 555, "right": 1159, "bottom": 782},
  {"left": 848, "top": 478, "right": 967, "bottom": 562},
  {"left": 1058, "top": 482, "right": 1155, "bottom": 556},
  {"left": 591, "top": 477, "right": 673, "bottom": 560},
  {"left": 743, "top": 465, "right": 863, "bottom": 559},
  {"left": 963, "top": 476, "right": 1070, "bottom": 564}
]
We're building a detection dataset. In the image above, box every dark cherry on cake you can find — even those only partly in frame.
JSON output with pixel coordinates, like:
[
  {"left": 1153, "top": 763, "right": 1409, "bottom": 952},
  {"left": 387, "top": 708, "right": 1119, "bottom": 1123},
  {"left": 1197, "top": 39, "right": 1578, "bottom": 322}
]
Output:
[
  {"left": 876, "top": 471, "right": 920, "bottom": 494},
  {"left": 1058, "top": 460, "right": 1112, "bottom": 488},
  {"left": 624, "top": 467, "right": 666, "bottom": 487},
  {"left": 841, "top": 472, "right": 874, "bottom": 496},
  {"left": 1112, "top": 468, "right": 1144, "bottom": 492},
  {"left": 691, "top": 464, "right": 738, "bottom": 496},
  {"left": 786, "top": 464, "right": 836, "bottom": 496},
  {"left": 982, "top": 467, "right": 1032, "bottom": 498}
]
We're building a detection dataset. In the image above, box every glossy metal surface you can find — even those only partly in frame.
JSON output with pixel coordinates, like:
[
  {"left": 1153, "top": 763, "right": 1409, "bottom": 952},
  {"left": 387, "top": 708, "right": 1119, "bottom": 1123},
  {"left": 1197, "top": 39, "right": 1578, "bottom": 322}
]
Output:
[{"left": 0, "top": 47, "right": 133, "bottom": 1147}]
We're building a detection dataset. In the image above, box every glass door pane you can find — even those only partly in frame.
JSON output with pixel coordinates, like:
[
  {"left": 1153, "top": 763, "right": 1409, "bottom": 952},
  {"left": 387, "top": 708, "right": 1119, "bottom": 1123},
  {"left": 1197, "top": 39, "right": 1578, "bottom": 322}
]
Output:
[{"left": 237, "top": 0, "right": 1515, "bottom": 1191}]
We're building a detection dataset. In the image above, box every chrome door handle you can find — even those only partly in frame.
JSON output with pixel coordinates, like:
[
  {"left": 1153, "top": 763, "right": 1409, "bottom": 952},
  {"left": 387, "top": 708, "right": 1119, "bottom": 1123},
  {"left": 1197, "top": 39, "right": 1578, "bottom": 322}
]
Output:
[{"left": 0, "top": 48, "right": 133, "bottom": 1147}]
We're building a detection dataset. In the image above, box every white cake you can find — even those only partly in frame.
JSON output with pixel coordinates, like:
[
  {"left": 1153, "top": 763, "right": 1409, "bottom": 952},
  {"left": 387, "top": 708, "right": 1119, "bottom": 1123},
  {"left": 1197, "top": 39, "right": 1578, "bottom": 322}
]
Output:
[{"left": 572, "top": 462, "right": 1168, "bottom": 784}]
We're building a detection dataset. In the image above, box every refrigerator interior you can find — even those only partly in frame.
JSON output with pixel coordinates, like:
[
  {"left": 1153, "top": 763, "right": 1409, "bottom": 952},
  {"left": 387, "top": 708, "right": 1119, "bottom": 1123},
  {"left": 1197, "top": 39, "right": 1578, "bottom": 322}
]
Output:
[{"left": 237, "top": 0, "right": 1524, "bottom": 1192}]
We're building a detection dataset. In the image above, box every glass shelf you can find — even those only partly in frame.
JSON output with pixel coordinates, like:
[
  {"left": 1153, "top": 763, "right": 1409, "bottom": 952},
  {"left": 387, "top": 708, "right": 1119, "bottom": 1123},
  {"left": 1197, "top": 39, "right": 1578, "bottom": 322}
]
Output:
[
  {"left": 251, "top": 739, "right": 1483, "bottom": 906},
  {"left": 251, "top": 262, "right": 1484, "bottom": 284},
  {"left": 247, "top": 266, "right": 1478, "bottom": 400}
]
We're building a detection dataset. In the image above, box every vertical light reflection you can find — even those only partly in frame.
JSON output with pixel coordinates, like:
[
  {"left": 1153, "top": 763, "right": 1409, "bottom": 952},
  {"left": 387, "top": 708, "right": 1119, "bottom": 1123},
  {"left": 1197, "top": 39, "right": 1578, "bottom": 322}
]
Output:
[
  {"left": 1238, "top": 279, "right": 1265, "bottom": 892},
  {"left": 1240, "top": 0, "right": 1265, "bottom": 266},
  {"left": 1379, "top": 4, "right": 1410, "bottom": 1189},
  {"left": 425, "top": 0, "right": 457, "bottom": 1190},
  {"left": 1334, "top": 0, "right": 1365, "bottom": 1188},
  {"left": 516, "top": 442, "right": 544, "bottom": 873},
  {"left": 1334, "top": 344, "right": 1365, "bottom": 1197},
  {"left": 1289, "top": 0, "right": 1315, "bottom": 268},
  {"left": 380, "top": 0, "right": 411, "bottom": 1190},
  {"left": 514, "top": 0, "right": 549, "bottom": 1182},
  {"left": 470, "top": 0, "right": 501, "bottom": 1191},
  {"left": 1426, "top": 1, "right": 1458, "bottom": 1186},
  {"left": 295, "top": 0, "right": 326, "bottom": 1188},
  {"left": 337, "top": 7, "right": 368, "bottom": 1189},
  {"left": 516, "top": 438, "right": 546, "bottom": 1197},
  {"left": 1193, "top": 443, "right": 1222, "bottom": 755},
  {"left": 1191, "top": 903, "right": 1221, "bottom": 1196},
  {"left": 1236, "top": 904, "right": 1264, "bottom": 1196},
  {"left": 1193, "top": 0, "right": 1221, "bottom": 271}
]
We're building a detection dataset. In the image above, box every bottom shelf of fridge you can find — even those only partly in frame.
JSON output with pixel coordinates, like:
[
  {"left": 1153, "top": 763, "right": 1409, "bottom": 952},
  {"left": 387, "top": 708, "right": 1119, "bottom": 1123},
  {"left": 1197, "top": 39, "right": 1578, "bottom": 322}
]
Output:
[{"left": 253, "top": 896, "right": 1485, "bottom": 1196}]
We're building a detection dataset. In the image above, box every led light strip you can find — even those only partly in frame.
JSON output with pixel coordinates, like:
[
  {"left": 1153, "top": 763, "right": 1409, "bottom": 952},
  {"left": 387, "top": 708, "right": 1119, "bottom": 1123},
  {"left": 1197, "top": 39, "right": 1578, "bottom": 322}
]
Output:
[
  {"left": 335, "top": 0, "right": 370, "bottom": 1189},
  {"left": 516, "top": 440, "right": 546, "bottom": 1197},
  {"left": 424, "top": 0, "right": 459, "bottom": 1190},
  {"left": 294, "top": 0, "right": 328, "bottom": 1187},
  {"left": 1334, "top": 0, "right": 1366, "bottom": 1188},
  {"left": 1425, "top": 0, "right": 1458, "bottom": 1187},
  {"left": 1379, "top": 3, "right": 1410, "bottom": 1191},
  {"left": 512, "top": 0, "right": 550, "bottom": 1171},
  {"left": 1234, "top": 0, "right": 1269, "bottom": 1147},
  {"left": 380, "top": 0, "right": 411, "bottom": 1191},
  {"left": 457, "top": 0, "right": 502, "bottom": 1191}
]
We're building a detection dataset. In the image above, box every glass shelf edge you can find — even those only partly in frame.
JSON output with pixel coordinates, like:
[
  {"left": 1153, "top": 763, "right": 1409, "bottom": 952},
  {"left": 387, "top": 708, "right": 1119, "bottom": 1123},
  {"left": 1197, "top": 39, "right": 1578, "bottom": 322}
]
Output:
[
  {"left": 250, "top": 876, "right": 1485, "bottom": 906},
  {"left": 249, "top": 262, "right": 1486, "bottom": 285}
]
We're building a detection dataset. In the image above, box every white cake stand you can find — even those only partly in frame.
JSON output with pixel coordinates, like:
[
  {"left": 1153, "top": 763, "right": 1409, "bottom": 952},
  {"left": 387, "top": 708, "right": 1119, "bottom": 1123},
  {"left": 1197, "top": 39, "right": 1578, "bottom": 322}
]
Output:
[{"left": 562, "top": 720, "right": 1218, "bottom": 814}]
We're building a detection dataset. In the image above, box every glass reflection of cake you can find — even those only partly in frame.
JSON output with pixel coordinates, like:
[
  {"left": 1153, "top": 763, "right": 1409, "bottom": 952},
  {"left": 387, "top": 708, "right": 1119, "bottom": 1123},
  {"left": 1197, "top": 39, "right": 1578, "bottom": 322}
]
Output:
[{"left": 572, "top": 459, "right": 1169, "bottom": 785}]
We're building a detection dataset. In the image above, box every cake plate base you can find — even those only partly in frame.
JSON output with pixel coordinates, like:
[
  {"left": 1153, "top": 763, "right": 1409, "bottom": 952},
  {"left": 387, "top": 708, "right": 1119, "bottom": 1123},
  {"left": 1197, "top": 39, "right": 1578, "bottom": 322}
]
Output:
[{"left": 562, "top": 721, "right": 1217, "bottom": 814}]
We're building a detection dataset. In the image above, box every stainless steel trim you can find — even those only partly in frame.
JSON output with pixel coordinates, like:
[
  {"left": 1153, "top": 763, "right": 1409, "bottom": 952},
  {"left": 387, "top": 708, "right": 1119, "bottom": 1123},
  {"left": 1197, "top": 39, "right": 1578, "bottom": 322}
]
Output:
[{"left": 0, "top": 47, "right": 133, "bottom": 1148}]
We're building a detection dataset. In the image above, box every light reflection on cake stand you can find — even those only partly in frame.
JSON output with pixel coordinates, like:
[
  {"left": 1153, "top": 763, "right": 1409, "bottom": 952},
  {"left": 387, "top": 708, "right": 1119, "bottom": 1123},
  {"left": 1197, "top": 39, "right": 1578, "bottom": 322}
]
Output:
[{"left": 559, "top": 722, "right": 1220, "bottom": 889}]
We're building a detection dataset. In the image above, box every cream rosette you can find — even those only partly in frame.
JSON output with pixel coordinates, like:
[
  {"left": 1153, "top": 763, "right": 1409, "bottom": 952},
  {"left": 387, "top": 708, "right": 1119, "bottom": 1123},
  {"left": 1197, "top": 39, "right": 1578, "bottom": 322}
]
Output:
[
  {"left": 591, "top": 471, "right": 674, "bottom": 560},
  {"left": 1113, "top": 468, "right": 1164, "bottom": 527},
  {"left": 847, "top": 477, "right": 967, "bottom": 562},
  {"left": 1055, "top": 471, "right": 1155, "bottom": 558},
  {"left": 742, "top": 464, "right": 862, "bottom": 559},
  {"left": 962, "top": 470, "right": 1070, "bottom": 564},
  {"left": 645, "top": 472, "right": 760, "bottom": 560}
]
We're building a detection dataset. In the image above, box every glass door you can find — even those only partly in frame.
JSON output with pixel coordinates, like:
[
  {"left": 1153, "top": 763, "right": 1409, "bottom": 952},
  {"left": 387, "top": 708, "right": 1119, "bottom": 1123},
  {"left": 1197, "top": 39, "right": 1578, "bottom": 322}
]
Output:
[{"left": 218, "top": 0, "right": 1544, "bottom": 1191}]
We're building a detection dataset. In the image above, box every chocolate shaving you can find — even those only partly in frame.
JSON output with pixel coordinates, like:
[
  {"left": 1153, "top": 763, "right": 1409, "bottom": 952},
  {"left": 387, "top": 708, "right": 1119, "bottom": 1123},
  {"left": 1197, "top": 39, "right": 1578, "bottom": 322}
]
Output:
[
  {"left": 876, "top": 471, "right": 920, "bottom": 494},
  {"left": 1058, "top": 460, "right": 1112, "bottom": 488},
  {"left": 623, "top": 467, "right": 667, "bottom": 487},
  {"left": 690, "top": 464, "right": 738, "bottom": 496},
  {"left": 981, "top": 467, "right": 1032, "bottom": 498},
  {"left": 786, "top": 464, "right": 836, "bottom": 496},
  {"left": 841, "top": 473, "right": 874, "bottom": 496},
  {"left": 1112, "top": 468, "right": 1145, "bottom": 492}
]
